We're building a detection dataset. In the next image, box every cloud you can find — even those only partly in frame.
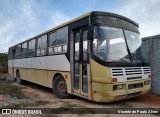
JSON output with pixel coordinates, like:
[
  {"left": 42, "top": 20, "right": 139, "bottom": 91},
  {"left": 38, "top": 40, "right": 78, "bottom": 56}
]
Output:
[
  {"left": 0, "top": 0, "right": 70, "bottom": 53},
  {"left": 113, "top": 0, "right": 160, "bottom": 37},
  {"left": 0, "top": 0, "right": 38, "bottom": 52},
  {"left": 0, "top": 13, "right": 15, "bottom": 52},
  {"left": 0, "top": 0, "right": 159, "bottom": 52},
  {"left": 48, "top": 11, "right": 71, "bottom": 29}
]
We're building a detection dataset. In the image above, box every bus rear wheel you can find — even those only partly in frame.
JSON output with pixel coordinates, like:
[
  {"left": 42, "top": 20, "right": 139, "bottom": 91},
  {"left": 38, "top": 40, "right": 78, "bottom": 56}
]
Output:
[
  {"left": 53, "top": 75, "right": 71, "bottom": 99},
  {"left": 16, "top": 71, "right": 24, "bottom": 84}
]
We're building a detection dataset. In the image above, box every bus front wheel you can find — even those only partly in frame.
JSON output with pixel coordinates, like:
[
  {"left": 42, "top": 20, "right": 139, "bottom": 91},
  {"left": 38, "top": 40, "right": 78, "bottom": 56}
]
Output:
[
  {"left": 16, "top": 71, "right": 24, "bottom": 84},
  {"left": 53, "top": 75, "right": 71, "bottom": 99}
]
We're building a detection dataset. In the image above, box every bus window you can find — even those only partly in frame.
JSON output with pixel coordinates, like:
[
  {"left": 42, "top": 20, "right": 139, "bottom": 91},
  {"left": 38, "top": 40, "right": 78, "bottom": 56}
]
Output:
[
  {"left": 15, "top": 44, "right": 21, "bottom": 59},
  {"left": 21, "top": 42, "right": 27, "bottom": 58},
  {"left": 48, "top": 26, "right": 68, "bottom": 54},
  {"left": 74, "top": 31, "right": 80, "bottom": 89},
  {"left": 27, "top": 39, "right": 36, "bottom": 57},
  {"left": 49, "top": 32, "right": 57, "bottom": 54},
  {"left": 8, "top": 48, "right": 12, "bottom": 60},
  {"left": 37, "top": 34, "right": 47, "bottom": 56},
  {"left": 57, "top": 27, "right": 68, "bottom": 45},
  {"left": 82, "top": 30, "right": 88, "bottom": 93}
]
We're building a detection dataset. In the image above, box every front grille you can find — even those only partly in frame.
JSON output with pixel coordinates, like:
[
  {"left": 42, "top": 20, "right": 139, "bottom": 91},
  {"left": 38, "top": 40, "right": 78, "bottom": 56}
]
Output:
[
  {"left": 127, "top": 92, "right": 141, "bottom": 98},
  {"left": 127, "top": 77, "right": 142, "bottom": 80},
  {"left": 128, "top": 83, "right": 143, "bottom": 89},
  {"left": 143, "top": 67, "right": 151, "bottom": 74},
  {"left": 111, "top": 67, "right": 151, "bottom": 77},
  {"left": 111, "top": 68, "right": 123, "bottom": 76},
  {"left": 125, "top": 67, "right": 142, "bottom": 75}
]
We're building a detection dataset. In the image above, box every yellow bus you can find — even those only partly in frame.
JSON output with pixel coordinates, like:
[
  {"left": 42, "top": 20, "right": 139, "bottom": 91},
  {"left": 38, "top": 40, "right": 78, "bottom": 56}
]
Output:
[{"left": 8, "top": 11, "right": 151, "bottom": 102}]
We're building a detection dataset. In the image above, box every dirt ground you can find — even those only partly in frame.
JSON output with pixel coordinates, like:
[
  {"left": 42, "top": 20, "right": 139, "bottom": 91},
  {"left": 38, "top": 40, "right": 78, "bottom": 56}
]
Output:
[{"left": 0, "top": 73, "right": 160, "bottom": 117}]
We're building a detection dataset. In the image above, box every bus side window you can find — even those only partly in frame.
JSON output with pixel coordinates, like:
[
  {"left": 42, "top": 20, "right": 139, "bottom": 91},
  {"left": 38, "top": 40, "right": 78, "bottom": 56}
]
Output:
[
  {"left": 36, "top": 34, "right": 47, "bottom": 56},
  {"left": 8, "top": 48, "right": 12, "bottom": 60},
  {"left": 21, "top": 42, "right": 27, "bottom": 58},
  {"left": 48, "top": 26, "right": 68, "bottom": 54},
  {"left": 8, "top": 48, "right": 15, "bottom": 60},
  {"left": 27, "top": 39, "right": 36, "bottom": 57},
  {"left": 15, "top": 44, "right": 21, "bottom": 59},
  {"left": 48, "top": 31, "right": 57, "bottom": 54}
]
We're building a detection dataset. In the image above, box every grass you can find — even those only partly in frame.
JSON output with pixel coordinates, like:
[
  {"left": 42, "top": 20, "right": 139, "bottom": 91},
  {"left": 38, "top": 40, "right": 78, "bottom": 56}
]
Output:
[
  {"left": 0, "top": 78, "right": 25, "bottom": 98},
  {"left": 0, "top": 77, "right": 50, "bottom": 109}
]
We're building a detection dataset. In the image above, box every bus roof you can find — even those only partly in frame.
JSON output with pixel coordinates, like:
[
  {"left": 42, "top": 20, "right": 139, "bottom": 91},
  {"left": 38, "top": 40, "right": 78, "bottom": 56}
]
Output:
[{"left": 10, "top": 11, "right": 138, "bottom": 48}]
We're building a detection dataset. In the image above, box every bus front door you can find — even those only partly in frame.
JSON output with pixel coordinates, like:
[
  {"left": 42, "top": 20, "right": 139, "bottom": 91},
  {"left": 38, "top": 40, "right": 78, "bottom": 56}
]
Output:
[{"left": 72, "top": 27, "right": 89, "bottom": 97}]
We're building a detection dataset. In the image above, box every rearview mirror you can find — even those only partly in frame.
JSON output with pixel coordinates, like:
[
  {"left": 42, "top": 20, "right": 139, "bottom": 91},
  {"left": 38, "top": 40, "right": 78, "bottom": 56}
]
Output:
[{"left": 87, "top": 25, "right": 94, "bottom": 40}]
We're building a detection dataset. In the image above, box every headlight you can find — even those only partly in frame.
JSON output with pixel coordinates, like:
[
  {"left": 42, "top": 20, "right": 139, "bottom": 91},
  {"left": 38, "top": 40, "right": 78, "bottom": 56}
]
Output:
[
  {"left": 144, "top": 81, "right": 150, "bottom": 85},
  {"left": 113, "top": 84, "right": 123, "bottom": 90},
  {"left": 117, "top": 85, "right": 123, "bottom": 90}
]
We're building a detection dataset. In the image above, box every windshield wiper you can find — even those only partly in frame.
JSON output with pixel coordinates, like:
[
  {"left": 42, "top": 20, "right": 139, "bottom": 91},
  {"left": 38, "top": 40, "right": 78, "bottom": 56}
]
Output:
[
  {"left": 126, "top": 46, "right": 133, "bottom": 62},
  {"left": 123, "top": 30, "right": 133, "bottom": 62},
  {"left": 131, "top": 53, "right": 148, "bottom": 65}
]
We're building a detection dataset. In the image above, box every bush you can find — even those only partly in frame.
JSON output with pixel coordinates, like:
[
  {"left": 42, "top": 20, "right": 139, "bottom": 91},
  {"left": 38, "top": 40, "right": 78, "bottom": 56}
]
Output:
[{"left": 0, "top": 53, "right": 8, "bottom": 73}]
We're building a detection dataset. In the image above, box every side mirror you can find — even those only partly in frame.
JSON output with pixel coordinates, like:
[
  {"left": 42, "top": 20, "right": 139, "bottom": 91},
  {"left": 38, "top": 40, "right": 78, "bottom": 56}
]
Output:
[{"left": 87, "top": 25, "right": 94, "bottom": 40}]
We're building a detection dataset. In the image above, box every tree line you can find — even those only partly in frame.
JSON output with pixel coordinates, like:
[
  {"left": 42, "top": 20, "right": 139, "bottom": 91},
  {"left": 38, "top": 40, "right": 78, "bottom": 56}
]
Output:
[{"left": 0, "top": 53, "right": 8, "bottom": 67}]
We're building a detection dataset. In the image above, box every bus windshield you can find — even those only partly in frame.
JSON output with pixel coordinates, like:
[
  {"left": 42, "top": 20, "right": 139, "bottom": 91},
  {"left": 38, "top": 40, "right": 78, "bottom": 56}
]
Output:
[{"left": 92, "top": 26, "right": 144, "bottom": 62}]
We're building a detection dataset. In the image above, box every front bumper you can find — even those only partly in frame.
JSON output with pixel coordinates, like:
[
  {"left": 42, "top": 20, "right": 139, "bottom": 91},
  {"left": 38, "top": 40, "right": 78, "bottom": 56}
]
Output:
[{"left": 92, "top": 80, "right": 151, "bottom": 102}]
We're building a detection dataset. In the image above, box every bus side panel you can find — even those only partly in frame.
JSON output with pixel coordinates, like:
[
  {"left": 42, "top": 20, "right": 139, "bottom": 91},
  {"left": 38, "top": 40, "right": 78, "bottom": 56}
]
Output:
[
  {"left": 90, "top": 59, "right": 113, "bottom": 102},
  {"left": 91, "top": 59, "right": 112, "bottom": 83},
  {"left": 13, "top": 67, "right": 17, "bottom": 77},
  {"left": 26, "top": 57, "right": 36, "bottom": 83},
  {"left": 19, "top": 58, "right": 27, "bottom": 80},
  {"left": 36, "top": 69, "right": 48, "bottom": 87},
  {"left": 8, "top": 67, "right": 13, "bottom": 76},
  {"left": 47, "top": 55, "right": 70, "bottom": 72},
  {"left": 19, "top": 68, "right": 27, "bottom": 80},
  {"left": 46, "top": 55, "right": 71, "bottom": 93},
  {"left": 12, "top": 59, "right": 19, "bottom": 78},
  {"left": 35, "top": 57, "right": 48, "bottom": 87},
  {"left": 8, "top": 67, "right": 12, "bottom": 75},
  {"left": 27, "top": 69, "right": 36, "bottom": 83},
  {"left": 8, "top": 60, "right": 13, "bottom": 75}
]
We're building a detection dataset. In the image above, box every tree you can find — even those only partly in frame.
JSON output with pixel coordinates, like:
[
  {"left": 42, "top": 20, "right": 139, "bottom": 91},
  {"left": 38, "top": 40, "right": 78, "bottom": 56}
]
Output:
[{"left": 0, "top": 53, "right": 8, "bottom": 67}]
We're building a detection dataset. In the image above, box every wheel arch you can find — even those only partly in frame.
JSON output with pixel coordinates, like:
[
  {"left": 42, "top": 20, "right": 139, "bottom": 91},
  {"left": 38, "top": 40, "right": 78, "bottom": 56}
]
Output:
[
  {"left": 52, "top": 73, "right": 63, "bottom": 83},
  {"left": 52, "top": 72, "right": 72, "bottom": 94},
  {"left": 16, "top": 68, "right": 20, "bottom": 76},
  {"left": 15, "top": 68, "right": 24, "bottom": 84}
]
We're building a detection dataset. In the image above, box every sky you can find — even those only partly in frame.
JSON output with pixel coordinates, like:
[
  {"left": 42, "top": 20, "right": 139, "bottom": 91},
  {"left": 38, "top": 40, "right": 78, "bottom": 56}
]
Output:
[{"left": 0, "top": 0, "right": 160, "bottom": 52}]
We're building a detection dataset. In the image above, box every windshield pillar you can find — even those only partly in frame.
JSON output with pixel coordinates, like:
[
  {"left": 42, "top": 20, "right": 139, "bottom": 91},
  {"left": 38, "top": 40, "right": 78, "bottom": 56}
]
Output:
[{"left": 122, "top": 30, "right": 133, "bottom": 62}]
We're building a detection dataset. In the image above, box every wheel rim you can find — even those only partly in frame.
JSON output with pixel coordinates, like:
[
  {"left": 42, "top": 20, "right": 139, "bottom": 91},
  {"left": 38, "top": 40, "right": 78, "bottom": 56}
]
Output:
[{"left": 57, "top": 80, "right": 67, "bottom": 94}]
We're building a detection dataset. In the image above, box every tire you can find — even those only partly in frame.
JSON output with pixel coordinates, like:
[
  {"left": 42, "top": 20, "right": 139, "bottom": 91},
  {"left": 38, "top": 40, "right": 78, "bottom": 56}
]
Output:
[
  {"left": 16, "top": 71, "right": 24, "bottom": 84},
  {"left": 53, "top": 75, "right": 71, "bottom": 99}
]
